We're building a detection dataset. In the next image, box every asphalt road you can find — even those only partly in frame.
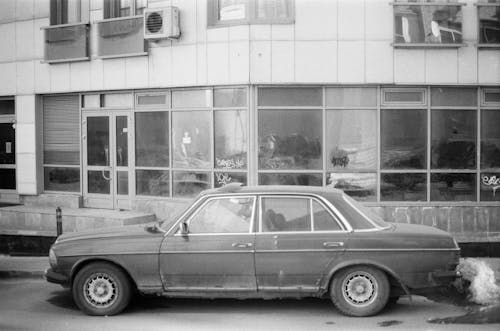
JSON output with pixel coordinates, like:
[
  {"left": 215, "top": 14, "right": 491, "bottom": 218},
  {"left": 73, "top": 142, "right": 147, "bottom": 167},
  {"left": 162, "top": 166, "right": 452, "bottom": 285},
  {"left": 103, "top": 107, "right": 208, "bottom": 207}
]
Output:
[{"left": 0, "top": 278, "right": 498, "bottom": 331}]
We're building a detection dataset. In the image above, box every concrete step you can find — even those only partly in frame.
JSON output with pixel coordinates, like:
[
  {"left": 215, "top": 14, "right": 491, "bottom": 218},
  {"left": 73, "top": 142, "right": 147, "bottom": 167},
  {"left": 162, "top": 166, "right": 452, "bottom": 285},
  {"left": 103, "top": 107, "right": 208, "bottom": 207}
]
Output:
[{"left": 0, "top": 205, "right": 156, "bottom": 237}]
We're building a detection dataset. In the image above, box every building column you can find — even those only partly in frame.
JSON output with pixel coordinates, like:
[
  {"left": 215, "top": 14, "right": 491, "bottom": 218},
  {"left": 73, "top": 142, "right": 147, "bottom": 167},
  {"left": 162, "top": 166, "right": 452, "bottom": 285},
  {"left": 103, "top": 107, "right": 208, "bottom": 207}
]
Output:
[{"left": 15, "top": 95, "right": 40, "bottom": 195}]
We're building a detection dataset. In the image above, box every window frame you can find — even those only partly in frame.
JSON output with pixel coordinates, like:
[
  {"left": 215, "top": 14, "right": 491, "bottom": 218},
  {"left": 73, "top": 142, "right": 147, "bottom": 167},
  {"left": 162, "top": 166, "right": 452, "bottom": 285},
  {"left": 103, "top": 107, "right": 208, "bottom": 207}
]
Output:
[
  {"left": 0, "top": 97, "right": 16, "bottom": 193},
  {"left": 476, "top": 1, "right": 500, "bottom": 48},
  {"left": 182, "top": 195, "right": 257, "bottom": 235},
  {"left": 207, "top": 0, "right": 295, "bottom": 28},
  {"left": 391, "top": 0, "right": 466, "bottom": 48},
  {"left": 258, "top": 195, "right": 346, "bottom": 234}
]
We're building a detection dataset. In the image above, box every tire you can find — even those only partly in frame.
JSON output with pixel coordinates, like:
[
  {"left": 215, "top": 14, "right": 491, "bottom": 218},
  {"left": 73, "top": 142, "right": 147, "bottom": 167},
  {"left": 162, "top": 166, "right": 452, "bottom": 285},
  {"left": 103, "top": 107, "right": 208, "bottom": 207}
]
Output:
[
  {"left": 72, "top": 262, "right": 132, "bottom": 316},
  {"left": 330, "top": 266, "right": 390, "bottom": 317}
]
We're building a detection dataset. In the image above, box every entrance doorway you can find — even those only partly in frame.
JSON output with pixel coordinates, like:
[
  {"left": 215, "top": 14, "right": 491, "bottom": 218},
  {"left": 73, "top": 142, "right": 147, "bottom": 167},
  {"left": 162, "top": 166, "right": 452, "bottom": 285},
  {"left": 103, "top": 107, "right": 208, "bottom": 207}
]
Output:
[
  {"left": 0, "top": 98, "right": 16, "bottom": 199},
  {"left": 83, "top": 113, "right": 131, "bottom": 209}
]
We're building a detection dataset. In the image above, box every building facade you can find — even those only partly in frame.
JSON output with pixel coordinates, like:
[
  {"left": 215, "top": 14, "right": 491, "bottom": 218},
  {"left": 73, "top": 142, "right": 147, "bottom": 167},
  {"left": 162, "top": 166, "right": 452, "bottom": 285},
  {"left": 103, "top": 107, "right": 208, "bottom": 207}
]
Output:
[{"left": 0, "top": 0, "right": 499, "bottom": 243}]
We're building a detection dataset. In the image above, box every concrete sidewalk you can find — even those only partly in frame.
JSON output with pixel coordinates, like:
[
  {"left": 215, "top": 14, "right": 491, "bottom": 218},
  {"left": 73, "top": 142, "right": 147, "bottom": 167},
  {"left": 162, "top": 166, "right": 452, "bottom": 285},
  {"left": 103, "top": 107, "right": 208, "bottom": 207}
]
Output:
[{"left": 0, "top": 255, "right": 48, "bottom": 279}]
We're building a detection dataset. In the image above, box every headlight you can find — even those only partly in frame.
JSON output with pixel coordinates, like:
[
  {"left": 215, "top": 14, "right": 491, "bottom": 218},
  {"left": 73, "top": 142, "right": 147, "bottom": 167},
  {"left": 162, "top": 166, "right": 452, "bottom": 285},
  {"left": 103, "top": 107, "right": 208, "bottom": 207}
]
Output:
[{"left": 49, "top": 248, "right": 58, "bottom": 268}]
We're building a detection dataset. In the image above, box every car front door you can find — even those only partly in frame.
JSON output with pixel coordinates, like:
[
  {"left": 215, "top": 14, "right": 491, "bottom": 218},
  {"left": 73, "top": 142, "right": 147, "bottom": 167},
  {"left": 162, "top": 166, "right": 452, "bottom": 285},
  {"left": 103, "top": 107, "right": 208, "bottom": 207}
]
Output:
[
  {"left": 159, "top": 195, "right": 257, "bottom": 293},
  {"left": 255, "top": 195, "right": 348, "bottom": 294}
]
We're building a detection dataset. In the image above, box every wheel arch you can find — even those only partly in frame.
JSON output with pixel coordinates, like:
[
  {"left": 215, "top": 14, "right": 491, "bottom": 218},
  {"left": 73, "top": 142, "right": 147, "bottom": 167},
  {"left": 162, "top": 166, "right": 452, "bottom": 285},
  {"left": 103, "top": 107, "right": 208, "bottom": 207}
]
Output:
[
  {"left": 70, "top": 257, "right": 138, "bottom": 291},
  {"left": 323, "top": 260, "right": 411, "bottom": 298}
]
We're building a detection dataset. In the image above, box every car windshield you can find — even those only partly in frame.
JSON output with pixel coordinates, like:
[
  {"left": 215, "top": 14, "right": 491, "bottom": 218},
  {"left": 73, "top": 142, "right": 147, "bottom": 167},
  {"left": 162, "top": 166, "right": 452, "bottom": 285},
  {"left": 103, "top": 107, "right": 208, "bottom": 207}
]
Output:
[{"left": 342, "top": 194, "right": 390, "bottom": 229}]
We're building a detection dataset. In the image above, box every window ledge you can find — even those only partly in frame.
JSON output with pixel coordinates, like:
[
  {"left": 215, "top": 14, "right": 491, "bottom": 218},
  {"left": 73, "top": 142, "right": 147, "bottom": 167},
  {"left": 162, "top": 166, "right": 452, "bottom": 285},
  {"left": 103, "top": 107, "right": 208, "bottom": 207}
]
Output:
[
  {"left": 477, "top": 44, "right": 500, "bottom": 49},
  {"left": 41, "top": 22, "right": 89, "bottom": 30},
  {"left": 94, "top": 52, "right": 148, "bottom": 60},
  {"left": 41, "top": 57, "right": 90, "bottom": 64},
  {"left": 94, "top": 15, "right": 143, "bottom": 24},
  {"left": 392, "top": 43, "right": 466, "bottom": 48}
]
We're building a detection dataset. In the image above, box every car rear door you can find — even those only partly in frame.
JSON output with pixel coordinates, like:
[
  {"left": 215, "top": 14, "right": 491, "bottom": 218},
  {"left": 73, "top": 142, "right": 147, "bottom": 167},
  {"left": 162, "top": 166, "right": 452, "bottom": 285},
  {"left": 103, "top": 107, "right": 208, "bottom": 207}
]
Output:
[
  {"left": 159, "top": 195, "right": 257, "bottom": 293},
  {"left": 255, "top": 195, "right": 348, "bottom": 294}
]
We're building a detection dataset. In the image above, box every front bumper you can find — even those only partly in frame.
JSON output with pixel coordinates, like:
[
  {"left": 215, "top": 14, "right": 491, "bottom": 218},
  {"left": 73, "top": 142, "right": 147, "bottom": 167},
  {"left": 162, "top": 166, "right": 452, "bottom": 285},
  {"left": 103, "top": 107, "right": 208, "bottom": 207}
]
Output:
[{"left": 44, "top": 268, "right": 69, "bottom": 286}]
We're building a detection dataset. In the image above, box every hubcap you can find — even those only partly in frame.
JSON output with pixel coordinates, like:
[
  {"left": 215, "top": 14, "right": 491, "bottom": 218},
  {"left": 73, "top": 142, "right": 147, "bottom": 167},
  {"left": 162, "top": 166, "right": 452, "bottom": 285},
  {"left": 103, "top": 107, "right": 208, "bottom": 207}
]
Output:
[
  {"left": 83, "top": 273, "right": 117, "bottom": 308},
  {"left": 342, "top": 271, "right": 378, "bottom": 307}
]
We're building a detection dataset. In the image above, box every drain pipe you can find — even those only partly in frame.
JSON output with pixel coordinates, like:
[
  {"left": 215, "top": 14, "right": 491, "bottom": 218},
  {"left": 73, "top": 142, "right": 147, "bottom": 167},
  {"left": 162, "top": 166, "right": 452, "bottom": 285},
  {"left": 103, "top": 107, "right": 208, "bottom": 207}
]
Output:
[{"left": 56, "top": 207, "right": 62, "bottom": 237}]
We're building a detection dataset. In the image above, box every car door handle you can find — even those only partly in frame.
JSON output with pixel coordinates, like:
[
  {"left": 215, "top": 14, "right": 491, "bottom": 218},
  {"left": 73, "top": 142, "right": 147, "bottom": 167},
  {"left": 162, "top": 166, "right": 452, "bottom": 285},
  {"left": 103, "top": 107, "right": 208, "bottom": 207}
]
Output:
[
  {"left": 323, "top": 241, "right": 344, "bottom": 248},
  {"left": 232, "top": 242, "right": 253, "bottom": 248}
]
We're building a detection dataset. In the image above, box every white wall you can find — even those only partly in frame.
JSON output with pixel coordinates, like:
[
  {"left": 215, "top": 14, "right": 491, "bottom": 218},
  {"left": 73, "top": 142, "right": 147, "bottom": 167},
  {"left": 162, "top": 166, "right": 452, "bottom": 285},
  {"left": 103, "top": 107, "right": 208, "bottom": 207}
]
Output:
[{"left": 0, "top": 0, "right": 498, "bottom": 97}]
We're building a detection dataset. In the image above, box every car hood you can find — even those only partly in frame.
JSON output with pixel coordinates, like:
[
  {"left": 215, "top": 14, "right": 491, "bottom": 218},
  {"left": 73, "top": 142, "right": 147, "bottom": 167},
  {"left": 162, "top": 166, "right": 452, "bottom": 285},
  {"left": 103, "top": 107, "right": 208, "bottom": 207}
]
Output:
[{"left": 55, "top": 223, "right": 157, "bottom": 244}]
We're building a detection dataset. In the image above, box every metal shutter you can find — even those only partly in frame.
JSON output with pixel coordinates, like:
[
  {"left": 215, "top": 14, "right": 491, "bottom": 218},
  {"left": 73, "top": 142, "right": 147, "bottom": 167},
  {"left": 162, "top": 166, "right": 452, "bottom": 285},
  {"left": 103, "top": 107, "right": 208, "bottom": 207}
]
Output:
[{"left": 43, "top": 95, "right": 80, "bottom": 165}]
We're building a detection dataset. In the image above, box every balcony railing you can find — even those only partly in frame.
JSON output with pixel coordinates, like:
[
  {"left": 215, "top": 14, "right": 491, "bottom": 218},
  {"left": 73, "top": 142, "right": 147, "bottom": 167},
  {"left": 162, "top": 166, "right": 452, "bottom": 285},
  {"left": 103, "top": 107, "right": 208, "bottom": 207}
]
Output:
[
  {"left": 96, "top": 16, "right": 147, "bottom": 59},
  {"left": 43, "top": 23, "right": 90, "bottom": 63}
]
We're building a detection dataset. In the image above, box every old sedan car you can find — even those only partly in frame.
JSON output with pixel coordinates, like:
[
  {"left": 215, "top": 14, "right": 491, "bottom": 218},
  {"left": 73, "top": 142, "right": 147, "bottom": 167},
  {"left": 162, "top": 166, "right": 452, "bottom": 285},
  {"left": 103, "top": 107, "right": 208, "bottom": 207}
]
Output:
[{"left": 45, "top": 185, "right": 460, "bottom": 317}]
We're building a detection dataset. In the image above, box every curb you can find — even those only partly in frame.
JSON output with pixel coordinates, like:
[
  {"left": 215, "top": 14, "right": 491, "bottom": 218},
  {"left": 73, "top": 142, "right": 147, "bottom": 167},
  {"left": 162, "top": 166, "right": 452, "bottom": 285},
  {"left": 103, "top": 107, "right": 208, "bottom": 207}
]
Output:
[{"left": 0, "top": 270, "right": 45, "bottom": 279}]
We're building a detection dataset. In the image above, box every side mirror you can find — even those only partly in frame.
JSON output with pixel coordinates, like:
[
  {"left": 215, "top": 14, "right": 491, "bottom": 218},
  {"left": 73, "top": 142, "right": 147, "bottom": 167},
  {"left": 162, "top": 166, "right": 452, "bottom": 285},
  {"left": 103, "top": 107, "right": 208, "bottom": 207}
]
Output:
[{"left": 179, "top": 222, "right": 189, "bottom": 235}]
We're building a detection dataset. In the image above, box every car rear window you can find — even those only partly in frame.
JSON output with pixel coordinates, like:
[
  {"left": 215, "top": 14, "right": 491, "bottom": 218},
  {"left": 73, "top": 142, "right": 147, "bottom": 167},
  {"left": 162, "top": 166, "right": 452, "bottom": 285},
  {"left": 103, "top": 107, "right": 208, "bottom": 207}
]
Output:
[{"left": 332, "top": 195, "right": 389, "bottom": 230}]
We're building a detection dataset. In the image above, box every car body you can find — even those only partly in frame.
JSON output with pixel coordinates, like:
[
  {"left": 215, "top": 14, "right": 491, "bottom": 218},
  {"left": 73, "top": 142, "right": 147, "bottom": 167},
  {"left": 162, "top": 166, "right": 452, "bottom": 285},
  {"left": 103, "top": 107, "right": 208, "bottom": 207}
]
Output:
[{"left": 45, "top": 185, "right": 460, "bottom": 316}]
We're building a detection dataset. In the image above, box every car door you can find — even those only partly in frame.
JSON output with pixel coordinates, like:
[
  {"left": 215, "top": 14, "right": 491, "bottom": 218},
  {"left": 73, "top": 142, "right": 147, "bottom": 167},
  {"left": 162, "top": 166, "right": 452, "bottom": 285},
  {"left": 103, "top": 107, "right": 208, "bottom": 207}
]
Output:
[
  {"left": 159, "top": 195, "right": 257, "bottom": 293},
  {"left": 255, "top": 195, "right": 348, "bottom": 294}
]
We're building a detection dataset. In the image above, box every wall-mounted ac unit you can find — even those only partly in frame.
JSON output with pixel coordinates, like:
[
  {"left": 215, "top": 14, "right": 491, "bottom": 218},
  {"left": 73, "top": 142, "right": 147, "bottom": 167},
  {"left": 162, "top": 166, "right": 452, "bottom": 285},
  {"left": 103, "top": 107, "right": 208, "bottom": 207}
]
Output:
[{"left": 144, "top": 6, "right": 180, "bottom": 40}]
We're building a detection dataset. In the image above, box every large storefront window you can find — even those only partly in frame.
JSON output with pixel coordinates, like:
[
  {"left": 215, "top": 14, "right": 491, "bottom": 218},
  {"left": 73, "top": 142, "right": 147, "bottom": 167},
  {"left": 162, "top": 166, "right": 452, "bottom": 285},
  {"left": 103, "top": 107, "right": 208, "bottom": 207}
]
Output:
[
  {"left": 478, "top": 1, "right": 500, "bottom": 45},
  {"left": 39, "top": 86, "right": 500, "bottom": 205}
]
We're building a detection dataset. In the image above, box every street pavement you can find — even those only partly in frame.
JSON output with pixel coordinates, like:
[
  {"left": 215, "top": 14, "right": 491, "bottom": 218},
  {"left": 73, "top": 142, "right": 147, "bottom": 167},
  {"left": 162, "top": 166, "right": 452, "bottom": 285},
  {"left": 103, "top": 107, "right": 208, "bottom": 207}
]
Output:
[{"left": 1, "top": 278, "right": 499, "bottom": 331}]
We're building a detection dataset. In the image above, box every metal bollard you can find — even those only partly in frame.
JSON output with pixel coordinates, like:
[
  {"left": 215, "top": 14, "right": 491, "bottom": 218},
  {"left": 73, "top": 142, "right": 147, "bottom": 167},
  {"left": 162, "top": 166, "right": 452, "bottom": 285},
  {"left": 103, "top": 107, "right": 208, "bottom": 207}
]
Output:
[{"left": 56, "top": 207, "right": 62, "bottom": 237}]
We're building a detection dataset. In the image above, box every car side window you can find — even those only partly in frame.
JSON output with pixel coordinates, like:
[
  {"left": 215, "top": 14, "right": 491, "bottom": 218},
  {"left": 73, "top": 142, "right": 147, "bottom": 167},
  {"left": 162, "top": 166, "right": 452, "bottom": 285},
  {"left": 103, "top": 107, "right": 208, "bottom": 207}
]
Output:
[
  {"left": 187, "top": 197, "right": 254, "bottom": 234},
  {"left": 261, "top": 197, "right": 311, "bottom": 232},
  {"left": 313, "top": 200, "right": 342, "bottom": 231}
]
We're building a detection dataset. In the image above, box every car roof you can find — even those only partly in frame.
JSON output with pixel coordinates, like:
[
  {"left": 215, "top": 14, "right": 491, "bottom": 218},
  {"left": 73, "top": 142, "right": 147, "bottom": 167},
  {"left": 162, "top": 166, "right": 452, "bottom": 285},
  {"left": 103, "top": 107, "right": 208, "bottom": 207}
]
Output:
[{"left": 202, "top": 184, "right": 345, "bottom": 198}]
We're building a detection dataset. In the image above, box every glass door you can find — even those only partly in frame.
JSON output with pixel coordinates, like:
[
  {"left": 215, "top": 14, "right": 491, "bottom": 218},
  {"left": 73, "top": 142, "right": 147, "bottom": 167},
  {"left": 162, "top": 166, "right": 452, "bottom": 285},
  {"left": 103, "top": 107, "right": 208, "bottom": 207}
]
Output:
[{"left": 83, "top": 113, "right": 131, "bottom": 209}]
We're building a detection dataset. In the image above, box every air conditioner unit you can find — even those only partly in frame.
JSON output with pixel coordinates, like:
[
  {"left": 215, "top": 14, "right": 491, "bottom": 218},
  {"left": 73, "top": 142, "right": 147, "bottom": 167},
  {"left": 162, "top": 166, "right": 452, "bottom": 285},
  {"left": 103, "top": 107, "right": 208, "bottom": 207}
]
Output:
[{"left": 144, "top": 6, "right": 180, "bottom": 40}]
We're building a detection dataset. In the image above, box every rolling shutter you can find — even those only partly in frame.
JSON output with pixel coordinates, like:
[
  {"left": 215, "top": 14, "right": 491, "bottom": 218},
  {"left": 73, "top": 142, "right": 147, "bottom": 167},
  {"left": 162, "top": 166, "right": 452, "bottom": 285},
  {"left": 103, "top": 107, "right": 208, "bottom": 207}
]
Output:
[{"left": 43, "top": 95, "right": 80, "bottom": 165}]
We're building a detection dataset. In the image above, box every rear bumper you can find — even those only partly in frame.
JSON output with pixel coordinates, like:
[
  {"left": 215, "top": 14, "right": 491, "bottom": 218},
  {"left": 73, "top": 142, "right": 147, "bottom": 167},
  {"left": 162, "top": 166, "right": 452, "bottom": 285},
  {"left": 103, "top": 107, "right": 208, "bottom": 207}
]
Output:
[
  {"left": 44, "top": 268, "right": 69, "bottom": 286},
  {"left": 430, "top": 269, "right": 461, "bottom": 284}
]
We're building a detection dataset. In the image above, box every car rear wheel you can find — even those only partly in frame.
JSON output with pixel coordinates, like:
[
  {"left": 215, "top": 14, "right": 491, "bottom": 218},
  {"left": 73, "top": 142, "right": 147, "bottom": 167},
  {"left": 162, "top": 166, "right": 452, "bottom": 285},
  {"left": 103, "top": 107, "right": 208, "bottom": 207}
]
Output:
[
  {"left": 72, "top": 262, "right": 131, "bottom": 316},
  {"left": 330, "top": 266, "right": 389, "bottom": 317}
]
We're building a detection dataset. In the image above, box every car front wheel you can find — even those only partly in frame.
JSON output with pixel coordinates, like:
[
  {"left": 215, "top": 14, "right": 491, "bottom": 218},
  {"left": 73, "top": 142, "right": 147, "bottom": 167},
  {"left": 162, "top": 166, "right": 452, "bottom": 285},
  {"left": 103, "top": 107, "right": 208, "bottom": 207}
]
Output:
[
  {"left": 72, "top": 262, "right": 132, "bottom": 316},
  {"left": 330, "top": 266, "right": 389, "bottom": 317}
]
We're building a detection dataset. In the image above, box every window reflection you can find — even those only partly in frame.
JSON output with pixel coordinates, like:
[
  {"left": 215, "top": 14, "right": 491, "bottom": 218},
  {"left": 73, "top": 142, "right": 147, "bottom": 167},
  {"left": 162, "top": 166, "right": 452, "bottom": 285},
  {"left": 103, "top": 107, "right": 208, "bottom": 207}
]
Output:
[
  {"left": 262, "top": 197, "right": 311, "bottom": 232},
  {"left": 259, "top": 173, "right": 322, "bottom": 186},
  {"left": 259, "top": 110, "right": 322, "bottom": 170},
  {"left": 431, "top": 110, "right": 476, "bottom": 169},
  {"left": 381, "top": 173, "right": 427, "bottom": 201},
  {"left": 188, "top": 197, "right": 253, "bottom": 234},
  {"left": 394, "top": 5, "right": 463, "bottom": 44},
  {"left": 479, "top": 6, "right": 500, "bottom": 44},
  {"left": 327, "top": 173, "right": 376, "bottom": 202},
  {"left": 481, "top": 110, "right": 500, "bottom": 169},
  {"left": 431, "top": 173, "right": 475, "bottom": 201},
  {"left": 326, "top": 110, "right": 376, "bottom": 170},
  {"left": 173, "top": 172, "right": 210, "bottom": 197},
  {"left": 136, "top": 170, "right": 169, "bottom": 197},
  {"left": 215, "top": 110, "right": 247, "bottom": 169},
  {"left": 381, "top": 109, "right": 427, "bottom": 169},
  {"left": 172, "top": 112, "right": 211, "bottom": 169},
  {"left": 481, "top": 173, "right": 500, "bottom": 201},
  {"left": 135, "top": 112, "right": 169, "bottom": 167},
  {"left": 214, "top": 172, "right": 247, "bottom": 188}
]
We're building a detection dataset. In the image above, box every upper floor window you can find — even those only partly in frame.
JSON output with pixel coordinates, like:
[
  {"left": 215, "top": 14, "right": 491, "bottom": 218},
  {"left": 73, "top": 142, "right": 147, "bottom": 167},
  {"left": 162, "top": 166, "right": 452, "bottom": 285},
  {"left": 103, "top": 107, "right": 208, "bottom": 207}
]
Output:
[
  {"left": 104, "top": 0, "right": 147, "bottom": 19},
  {"left": 208, "top": 0, "right": 294, "bottom": 27},
  {"left": 392, "top": 0, "right": 464, "bottom": 47},
  {"left": 477, "top": 0, "right": 500, "bottom": 46},
  {"left": 50, "top": 0, "right": 85, "bottom": 25}
]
